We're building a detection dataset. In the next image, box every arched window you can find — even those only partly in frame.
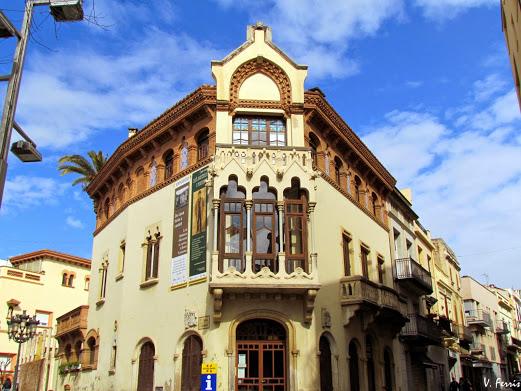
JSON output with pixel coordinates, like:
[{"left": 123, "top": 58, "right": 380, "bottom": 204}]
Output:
[
  {"left": 366, "top": 336, "right": 376, "bottom": 391},
  {"left": 284, "top": 178, "right": 308, "bottom": 273},
  {"left": 348, "top": 341, "right": 360, "bottom": 391},
  {"left": 144, "top": 229, "right": 161, "bottom": 281},
  {"left": 181, "top": 335, "right": 203, "bottom": 391},
  {"left": 149, "top": 160, "right": 157, "bottom": 188},
  {"left": 252, "top": 178, "right": 278, "bottom": 273},
  {"left": 180, "top": 138, "right": 189, "bottom": 171},
  {"left": 104, "top": 198, "right": 110, "bottom": 219},
  {"left": 135, "top": 167, "right": 145, "bottom": 192},
  {"left": 334, "top": 157, "right": 342, "bottom": 185},
  {"left": 371, "top": 192, "right": 378, "bottom": 216},
  {"left": 64, "top": 344, "right": 72, "bottom": 363},
  {"left": 74, "top": 341, "right": 82, "bottom": 363},
  {"left": 137, "top": 341, "right": 155, "bottom": 391},
  {"left": 87, "top": 337, "right": 96, "bottom": 366},
  {"left": 68, "top": 274, "right": 74, "bottom": 287},
  {"left": 117, "top": 183, "right": 125, "bottom": 206},
  {"left": 197, "top": 129, "right": 209, "bottom": 160},
  {"left": 62, "top": 273, "right": 68, "bottom": 286},
  {"left": 319, "top": 336, "right": 333, "bottom": 391},
  {"left": 308, "top": 132, "right": 320, "bottom": 169},
  {"left": 219, "top": 177, "right": 246, "bottom": 273},
  {"left": 163, "top": 150, "right": 174, "bottom": 180},
  {"left": 354, "top": 176, "right": 362, "bottom": 203},
  {"left": 384, "top": 349, "right": 394, "bottom": 391}
]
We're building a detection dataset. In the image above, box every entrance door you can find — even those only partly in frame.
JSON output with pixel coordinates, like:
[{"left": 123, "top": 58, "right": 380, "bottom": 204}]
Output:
[
  {"left": 319, "top": 336, "right": 333, "bottom": 391},
  {"left": 236, "top": 319, "right": 287, "bottom": 391}
]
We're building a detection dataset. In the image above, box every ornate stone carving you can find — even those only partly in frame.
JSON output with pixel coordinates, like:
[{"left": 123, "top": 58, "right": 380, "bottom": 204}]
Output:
[
  {"left": 218, "top": 266, "right": 247, "bottom": 279},
  {"left": 229, "top": 56, "right": 292, "bottom": 113},
  {"left": 184, "top": 309, "right": 197, "bottom": 329},
  {"left": 252, "top": 266, "right": 280, "bottom": 280},
  {"left": 285, "top": 267, "right": 312, "bottom": 280}
]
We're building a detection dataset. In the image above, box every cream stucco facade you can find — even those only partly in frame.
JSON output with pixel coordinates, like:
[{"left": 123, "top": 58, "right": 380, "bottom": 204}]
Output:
[
  {"left": 0, "top": 250, "right": 90, "bottom": 390},
  {"left": 58, "top": 24, "right": 491, "bottom": 391}
]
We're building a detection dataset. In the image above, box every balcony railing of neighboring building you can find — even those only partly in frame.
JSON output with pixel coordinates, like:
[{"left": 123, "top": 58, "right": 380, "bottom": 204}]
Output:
[
  {"left": 465, "top": 309, "right": 493, "bottom": 328},
  {"left": 400, "top": 313, "right": 443, "bottom": 344},
  {"left": 55, "top": 305, "right": 89, "bottom": 338},
  {"left": 394, "top": 257, "right": 433, "bottom": 295},
  {"left": 496, "top": 321, "right": 510, "bottom": 335},
  {"left": 457, "top": 324, "right": 474, "bottom": 343},
  {"left": 340, "top": 276, "right": 407, "bottom": 330},
  {"left": 470, "top": 342, "right": 486, "bottom": 355},
  {"left": 0, "top": 266, "right": 42, "bottom": 283}
]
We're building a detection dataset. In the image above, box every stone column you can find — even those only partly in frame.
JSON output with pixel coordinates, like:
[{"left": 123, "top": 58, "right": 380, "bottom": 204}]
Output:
[
  {"left": 307, "top": 202, "right": 317, "bottom": 274},
  {"left": 212, "top": 199, "right": 220, "bottom": 273},
  {"left": 277, "top": 201, "right": 286, "bottom": 275},
  {"left": 245, "top": 200, "right": 253, "bottom": 274}
]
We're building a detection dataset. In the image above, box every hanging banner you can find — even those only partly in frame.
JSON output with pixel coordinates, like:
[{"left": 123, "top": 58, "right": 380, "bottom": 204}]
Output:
[
  {"left": 189, "top": 167, "right": 208, "bottom": 280},
  {"left": 171, "top": 176, "right": 190, "bottom": 287}
]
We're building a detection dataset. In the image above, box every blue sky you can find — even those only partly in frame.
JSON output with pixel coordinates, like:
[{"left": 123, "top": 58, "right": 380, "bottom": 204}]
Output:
[{"left": 1, "top": 0, "right": 520, "bottom": 287}]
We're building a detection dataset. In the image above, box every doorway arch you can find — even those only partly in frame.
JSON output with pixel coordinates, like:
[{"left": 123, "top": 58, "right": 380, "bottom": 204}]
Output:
[
  {"left": 181, "top": 335, "right": 203, "bottom": 391},
  {"left": 236, "top": 318, "right": 287, "bottom": 390},
  {"left": 137, "top": 341, "right": 155, "bottom": 391},
  {"left": 319, "top": 335, "right": 333, "bottom": 391}
]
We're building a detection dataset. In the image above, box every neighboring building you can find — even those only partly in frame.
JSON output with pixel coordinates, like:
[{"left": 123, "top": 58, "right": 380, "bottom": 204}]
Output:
[
  {"left": 461, "top": 276, "right": 503, "bottom": 390},
  {"left": 487, "top": 285, "right": 521, "bottom": 380},
  {"left": 63, "top": 23, "right": 413, "bottom": 391},
  {"left": 501, "top": 0, "right": 521, "bottom": 109},
  {"left": 0, "top": 250, "right": 90, "bottom": 390},
  {"left": 430, "top": 239, "right": 467, "bottom": 382},
  {"left": 387, "top": 188, "right": 447, "bottom": 391}
]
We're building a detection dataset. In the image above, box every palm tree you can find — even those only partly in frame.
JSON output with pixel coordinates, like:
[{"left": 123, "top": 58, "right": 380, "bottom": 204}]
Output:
[{"left": 58, "top": 150, "right": 107, "bottom": 188}]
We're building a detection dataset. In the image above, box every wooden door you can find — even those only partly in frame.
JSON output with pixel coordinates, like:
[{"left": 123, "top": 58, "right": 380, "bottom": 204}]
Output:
[
  {"left": 236, "top": 341, "right": 286, "bottom": 391},
  {"left": 319, "top": 336, "right": 333, "bottom": 391},
  {"left": 137, "top": 341, "right": 155, "bottom": 391},
  {"left": 181, "top": 335, "right": 202, "bottom": 391}
]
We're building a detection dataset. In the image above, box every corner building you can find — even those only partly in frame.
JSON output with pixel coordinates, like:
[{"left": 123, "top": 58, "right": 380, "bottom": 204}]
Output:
[{"left": 73, "top": 24, "right": 409, "bottom": 391}]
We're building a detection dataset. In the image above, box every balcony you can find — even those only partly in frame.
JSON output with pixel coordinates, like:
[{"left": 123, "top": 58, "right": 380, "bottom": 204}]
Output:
[
  {"left": 401, "top": 314, "right": 443, "bottom": 345},
  {"left": 496, "top": 321, "right": 510, "bottom": 335},
  {"left": 55, "top": 305, "right": 89, "bottom": 339},
  {"left": 457, "top": 324, "right": 474, "bottom": 343},
  {"left": 470, "top": 342, "right": 486, "bottom": 355},
  {"left": 394, "top": 257, "right": 433, "bottom": 295},
  {"left": 210, "top": 253, "right": 321, "bottom": 324},
  {"left": 340, "top": 276, "right": 407, "bottom": 335},
  {"left": 465, "top": 309, "right": 492, "bottom": 328},
  {"left": 0, "top": 266, "right": 42, "bottom": 283}
]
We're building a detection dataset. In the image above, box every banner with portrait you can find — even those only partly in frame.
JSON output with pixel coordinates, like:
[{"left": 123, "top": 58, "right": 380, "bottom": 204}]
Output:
[
  {"left": 171, "top": 176, "right": 190, "bottom": 287},
  {"left": 189, "top": 167, "right": 208, "bottom": 280}
]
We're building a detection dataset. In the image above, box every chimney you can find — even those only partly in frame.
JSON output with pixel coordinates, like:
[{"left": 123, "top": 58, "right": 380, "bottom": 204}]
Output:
[{"left": 128, "top": 128, "right": 138, "bottom": 138}]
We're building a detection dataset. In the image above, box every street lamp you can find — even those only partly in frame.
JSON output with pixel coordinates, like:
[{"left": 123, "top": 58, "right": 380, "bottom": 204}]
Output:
[
  {"left": 6, "top": 309, "right": 39, "bottom": 390},
  {"left": 0, "top": 0, "right": 84, "bottom": 207}
]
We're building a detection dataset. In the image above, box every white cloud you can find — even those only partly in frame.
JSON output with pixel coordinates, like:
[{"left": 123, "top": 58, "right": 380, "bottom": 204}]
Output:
[
  {"left": 473, "top": 74, "right": 507, "bottom": 102},
  {"left": 17, "top": 29, "right": 223, "bottom": 149},
  {"left": 2, "top": 176, "right": 68, "bottom": 212},
  {"left": 214, "top": 0, "right": 403, "bottom": 79},
  {"left": 362, "top": 79, "right": 521, "bottom": 287},
  {"left": 415, "top": 0, "right": 497, "bottom": 20},
  {"left": 405, "top": 80, "right": 424, "bottom": 88},
  {"left": 66, "top": 216, "right": 84, "bottom": 229}
]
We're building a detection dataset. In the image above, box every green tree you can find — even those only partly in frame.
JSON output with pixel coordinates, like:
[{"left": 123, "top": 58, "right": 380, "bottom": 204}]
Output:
[{"left": 58, "top": 150, "right": 107, "bottom": 188}]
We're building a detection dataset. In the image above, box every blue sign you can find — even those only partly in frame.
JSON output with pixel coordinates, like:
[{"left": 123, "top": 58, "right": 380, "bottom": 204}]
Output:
[{"left": 200, "top": 374, "right": 217, "bottom": 391}]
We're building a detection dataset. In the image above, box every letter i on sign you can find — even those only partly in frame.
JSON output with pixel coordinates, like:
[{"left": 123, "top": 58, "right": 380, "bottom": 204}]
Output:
[{"left": 205, "top": 374, "right": 212, "bottom": 390}]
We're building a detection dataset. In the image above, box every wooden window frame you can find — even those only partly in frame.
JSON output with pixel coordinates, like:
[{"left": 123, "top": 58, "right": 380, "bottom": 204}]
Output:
[
  {"left": 197, "top": 130, "right": 209, "bottom": 161},
  {"left": 377, "top": 256, "right": 385, "bottom": 284},
  {"left": 360, "top": 244, "right": 370, "bottom": 279},
  {"left": 252, "top": 199, "right": 278, "bottom": 273},
  {"left": 232, "top": 116, "right": 287, "bottom": 147},
  {"left": 284, "top": 195, "right": 308, "bottom": 273},
  {"left": 219, "top": 199, "right": 246, "bottom": 272},
  {"left": 144, "top": 232, "right": 161, "bottom": 282},
  {"left": 342, "top": 232, "right": 352, "bottom": 277}
]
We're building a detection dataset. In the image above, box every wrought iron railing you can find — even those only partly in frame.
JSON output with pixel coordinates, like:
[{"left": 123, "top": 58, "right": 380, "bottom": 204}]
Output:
[
  {"left": 394, "top": 257, "right": 432, "bottom": 292},
  {"left": 401, "top": 314, "right": 442, "bottom": 340},
  {"left": 465, "top": 309, "right": 492, "bottom": 327}
]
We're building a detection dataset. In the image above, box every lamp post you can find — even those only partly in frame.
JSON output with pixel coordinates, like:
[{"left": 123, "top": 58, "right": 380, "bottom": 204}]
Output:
[
  {"left": 0, "top": 0, "right": 84, "bottom": 208},
  {"left": 7, "top": 309, "right": 39, "bottom": 390}
]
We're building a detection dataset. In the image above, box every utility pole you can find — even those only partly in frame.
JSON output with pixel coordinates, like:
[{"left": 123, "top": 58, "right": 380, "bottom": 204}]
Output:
[{"left": 0, "top": 0, "right": 84, "bottom": 208}]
